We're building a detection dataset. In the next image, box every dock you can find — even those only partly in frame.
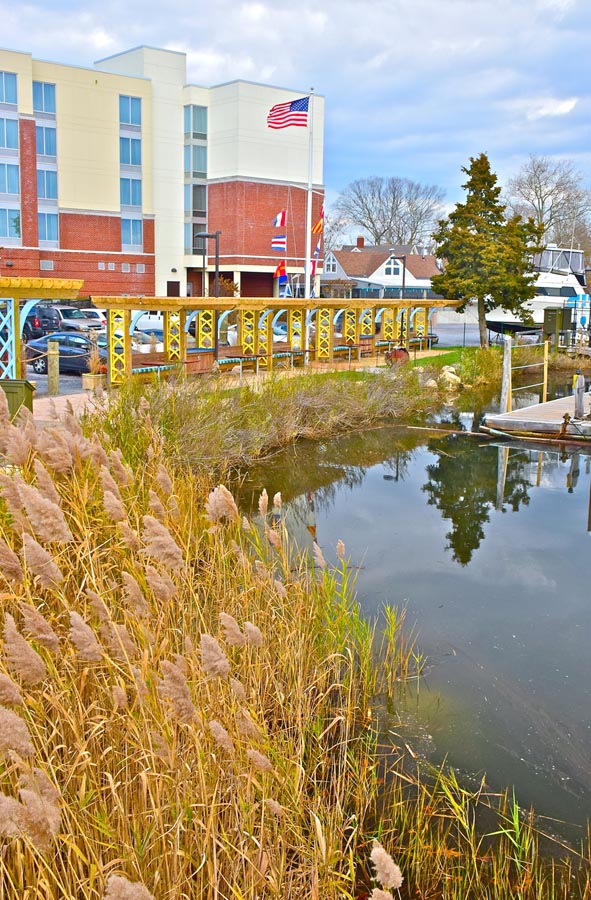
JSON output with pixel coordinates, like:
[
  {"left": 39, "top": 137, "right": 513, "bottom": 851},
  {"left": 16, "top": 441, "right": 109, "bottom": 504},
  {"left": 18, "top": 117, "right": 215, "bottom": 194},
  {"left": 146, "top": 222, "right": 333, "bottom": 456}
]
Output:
[{"left": 483, "top": 395, "right": 591, "bottom": 443}]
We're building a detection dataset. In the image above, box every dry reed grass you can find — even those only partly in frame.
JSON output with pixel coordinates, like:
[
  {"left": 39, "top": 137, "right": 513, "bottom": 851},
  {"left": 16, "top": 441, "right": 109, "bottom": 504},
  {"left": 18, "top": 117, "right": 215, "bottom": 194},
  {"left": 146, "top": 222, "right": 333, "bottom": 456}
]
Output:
[{"left": 0, "top": 385, "right": 588, "bottom": 899}]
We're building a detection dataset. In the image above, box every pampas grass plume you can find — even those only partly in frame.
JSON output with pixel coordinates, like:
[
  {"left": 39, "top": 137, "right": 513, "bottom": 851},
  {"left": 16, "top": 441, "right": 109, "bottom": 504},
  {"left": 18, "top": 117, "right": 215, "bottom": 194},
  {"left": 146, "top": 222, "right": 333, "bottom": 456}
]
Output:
[
  {"left": 103, "top": 874, "right": 156, "bottom": 900},
  {"left": 370, "top": 840, "right": 403, "bottom": 890},
  {"left": 370, "top": 890, "right": 394, "bottom": 900},
  {"left": 0, "top": 793, "right": 23, "bottom": 837},
  {"left": 145, "top": 564, "right": 177, "bottom": 602},
  {"left": 22, "top": 533, "right": 64, "bottom": 587},
  {"left": 69, "top": 612, "right": 103, "bottom": 663},
  {"left": 18, "top": 602, "right": 59, "bottom": 652},
  {"left": 274, "top": 579, "right": 287, "bottom": 598},
  {"left": 19, "top": 483, "right": 73, "bottom": 543},
  {"left": 258, "top": 489, "right": 268, "bottom": 518},
  {"left": 336, "top": 539, "right": 346, "bottom": 560},
  {"left": 141, "top": 515, "right": 183, "bottom": 570},
  {"left": 243, "top": 622, "right": 263, "bottom": 648},
  {"left": 219, "top": 612, "right": 246, "bottom": 647},
  {"left": 0, "top": 673, "right": 23, "bottom": 706},
  {"left": 246, "top": 748, "right": 273, "bottom": 774},
  {"left": 266, "top": 527, "right": 281, "bottom": 550},
  {"left": 208, "top": 720, "right": 234, "bottom": 754},
  {"left": 156, "top": 464, "right": 173, "bottom": 496},
  {"left": 148, "top": 490, "right": 167, "bottom": 521},
  {"left": 4, "top": 613, "right": 47, "bottom": 684},
  {"left": 33, "top": 459, "right": 62, "bottom": 507},
  {"left": 0, "top": 537, "right": 23, "bottom": 583},
  {"left": 206, "top": 485, "right": 239, "bottom": 523},
  {"left": 109, "top": 450, "right": 132, "bottom": 487},
  {"left": 112, "top": 685, "right": 128, "bottom": 709},
  {"left": 200, "top": 634, "right": 230, "bottom": 679},
  {"left": 313, "top": 541, "right": 327, "bottom": 569},
  {"left": 273, "top": 492, "right": 282, "bottom": 510},
  {"left": 118, "top": 522, "right": 141, "bottom": 553},
  {"left": 264, "top": 798, "right": 284, "bottom": 817},
  {"left": 4, "top": 425, "right": 31, "bottom": 466},
  {"left": 230, "top": 678, "right": 246, "bottom": 703},
  {"left": 158, "top": 660, "right": 196, "bottom": 724},
  {"left": 103, "top": 490, "right": 127, "bottom": 522},
  {"left": 101, "top": 465, "right": 122, "bottom": 501},
  {"left": 0, "top": 706, "right": 35, "bottom": 757}
]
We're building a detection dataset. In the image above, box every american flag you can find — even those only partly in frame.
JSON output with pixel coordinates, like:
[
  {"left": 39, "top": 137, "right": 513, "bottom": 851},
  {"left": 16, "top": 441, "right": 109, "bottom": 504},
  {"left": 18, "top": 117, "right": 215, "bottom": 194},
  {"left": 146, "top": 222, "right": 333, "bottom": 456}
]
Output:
[
  {"left": 272, "top": 235, "right": 287, "bottom": 252},
  {"left": 267, "top": 96, "right": 309, "bottom": 129}
]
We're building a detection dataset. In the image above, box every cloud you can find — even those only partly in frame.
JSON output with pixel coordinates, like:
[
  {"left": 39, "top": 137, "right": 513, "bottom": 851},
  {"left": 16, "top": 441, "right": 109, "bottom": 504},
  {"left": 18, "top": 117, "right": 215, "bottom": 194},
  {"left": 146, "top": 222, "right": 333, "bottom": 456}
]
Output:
[{"left": 501, "top": 96, "right": 579, "bottom": 121}]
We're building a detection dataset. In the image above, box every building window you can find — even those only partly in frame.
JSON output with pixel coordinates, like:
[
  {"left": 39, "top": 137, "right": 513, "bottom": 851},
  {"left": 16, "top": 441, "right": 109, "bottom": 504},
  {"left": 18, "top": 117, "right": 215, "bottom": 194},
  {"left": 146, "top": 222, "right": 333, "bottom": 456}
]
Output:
[
  {"left": 0, "top": 163, "right": 19, "bottom": 194},
  {"left": 36, "top": 126, "right": 56, "bottom": 156},
  {"left": 136, "top": 263, "right": 145, "bottom": 274},
  {"left": 40, "top": 259, "right": 54, "bottom": 271},
  {"left": 37, "top": 169, "right": 57, "bottom": 199},
  {"left": 120, "top": 177, "right": 142, "bottom": 206},
  {"left": 119, "top": 95, "right": 141, "bottom": 126},
  {"left": 0, "top": 72, "right": 17, "bottom": 105},
  {"left": 184, "top": 105, "right": 207, "bottom": 140},
  {"left": 122, "top": 262, "right": 131, "bottom": 273},
  {"left": 385, "top": 256, "right": 401, "bottom": 276},
  {"left": 324, "top": 257, "right": 336, "bottom": 274},
  {"left": 121, "top": 218, "right": 142, "bottom": 246},
  {"left": 120, "top": 136, "right": 141, "bottom": 166},
  {"left": 0, "top": 208, "right": 20, "bottom": 237},
  {"left": 33, "top": 81, "right": 56, "bottom": 114},
  {"left": 98, "top": 262, "right": 105, "bottom": 270},
  {"left": 0, "top": 118, "right": 18, "bottom": 149},
  {"left": 38, "top": 212, "right": 58, "bottom": 241},
  {"left": 184, "top": 144, "right": 206, "bottom": 178},
  {"left": 192, "top": 184, "right": 206, "bottom": 217},
  {"left": 108, "top": 262, "right": 115, "bottom": 271}
]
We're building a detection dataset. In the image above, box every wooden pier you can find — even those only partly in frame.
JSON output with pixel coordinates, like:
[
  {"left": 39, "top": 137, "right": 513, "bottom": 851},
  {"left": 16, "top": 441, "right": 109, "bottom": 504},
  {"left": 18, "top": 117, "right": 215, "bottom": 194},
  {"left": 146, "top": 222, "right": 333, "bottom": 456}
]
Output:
[{"left": 483, "top": 395, "right": 591, "bottom": 443}]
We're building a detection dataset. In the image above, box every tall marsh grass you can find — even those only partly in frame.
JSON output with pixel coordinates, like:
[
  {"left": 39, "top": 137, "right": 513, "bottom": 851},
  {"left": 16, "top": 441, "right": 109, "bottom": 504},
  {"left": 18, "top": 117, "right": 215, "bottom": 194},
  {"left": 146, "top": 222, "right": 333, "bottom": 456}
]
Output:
[{"left": 0, "top": 382, "right": 589, "bottom": 898}]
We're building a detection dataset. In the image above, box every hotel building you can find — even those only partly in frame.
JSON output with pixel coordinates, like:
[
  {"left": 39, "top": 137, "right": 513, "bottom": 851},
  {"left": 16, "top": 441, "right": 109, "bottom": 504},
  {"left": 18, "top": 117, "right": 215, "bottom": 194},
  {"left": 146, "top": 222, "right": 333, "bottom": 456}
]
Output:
[{"left": 0, "top": 45, "right": 324, "bottom": 298}]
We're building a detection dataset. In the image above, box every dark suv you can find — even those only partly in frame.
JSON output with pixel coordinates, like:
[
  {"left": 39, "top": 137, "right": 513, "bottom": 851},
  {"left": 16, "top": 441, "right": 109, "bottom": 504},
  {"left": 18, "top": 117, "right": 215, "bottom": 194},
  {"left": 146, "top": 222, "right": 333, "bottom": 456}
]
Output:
[
  {"left": 21, "top": 308, "right": 44, "bottom": 342},
  {"left": 29, "top": 304, "right": 104, "bottom": 336}
]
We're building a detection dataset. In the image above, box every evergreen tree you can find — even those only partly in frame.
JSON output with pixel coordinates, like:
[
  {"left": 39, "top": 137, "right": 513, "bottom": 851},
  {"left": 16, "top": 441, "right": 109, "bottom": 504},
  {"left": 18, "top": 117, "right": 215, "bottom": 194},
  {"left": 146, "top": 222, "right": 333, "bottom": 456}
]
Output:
[{"left": 432, "top": 153, "right": 542, "bottom": 347}]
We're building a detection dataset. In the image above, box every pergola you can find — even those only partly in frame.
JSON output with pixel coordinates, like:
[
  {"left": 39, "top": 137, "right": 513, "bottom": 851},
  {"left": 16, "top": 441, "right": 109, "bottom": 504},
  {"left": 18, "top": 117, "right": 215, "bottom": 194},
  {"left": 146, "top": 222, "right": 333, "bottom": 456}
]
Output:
[
  {"left": 95, "top": 294, "right": 459, "bottom": 386},
  {"left": 0, "top": 277, "right": 84, "bottom": 379}
]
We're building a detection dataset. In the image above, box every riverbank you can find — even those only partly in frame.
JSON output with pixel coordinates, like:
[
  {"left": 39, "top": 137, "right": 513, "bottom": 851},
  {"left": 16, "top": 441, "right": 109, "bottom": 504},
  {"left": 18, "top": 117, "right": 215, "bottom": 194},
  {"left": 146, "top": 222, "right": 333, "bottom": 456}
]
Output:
[{"left": 2, "top": 351, "right": 590, "bottom": 897}]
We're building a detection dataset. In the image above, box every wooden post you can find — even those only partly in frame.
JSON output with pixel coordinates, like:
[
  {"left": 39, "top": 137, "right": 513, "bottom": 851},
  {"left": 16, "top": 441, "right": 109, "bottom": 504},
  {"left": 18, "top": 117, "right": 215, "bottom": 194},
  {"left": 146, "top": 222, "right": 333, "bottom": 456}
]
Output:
[
  {"left": 500, "top": 335, "right": 512, "bottom": 413},
  {"left": 542, "top": 338, "right": 549, "bottom": 403},
  {"left": 47, "top": 340, "right": 59, "bottom": 397}
]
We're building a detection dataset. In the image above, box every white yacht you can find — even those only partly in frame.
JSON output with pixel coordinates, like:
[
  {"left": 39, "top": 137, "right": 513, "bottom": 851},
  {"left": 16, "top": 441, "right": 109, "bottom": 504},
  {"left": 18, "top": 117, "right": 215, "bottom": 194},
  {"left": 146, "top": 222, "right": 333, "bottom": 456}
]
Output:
[{"left": 486, "top": 245, "right": 589, "bottom": 335}]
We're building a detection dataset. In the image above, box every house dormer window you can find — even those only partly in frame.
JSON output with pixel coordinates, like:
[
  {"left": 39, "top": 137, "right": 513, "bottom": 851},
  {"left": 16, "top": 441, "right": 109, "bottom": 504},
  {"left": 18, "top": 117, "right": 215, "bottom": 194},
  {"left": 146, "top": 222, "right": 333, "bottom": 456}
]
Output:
[
  {"left": 385, "top": 256, "right": 401, "bottom": 276},
  {"left": 325, "top": 254, "right": 337, "bottom": 274}
]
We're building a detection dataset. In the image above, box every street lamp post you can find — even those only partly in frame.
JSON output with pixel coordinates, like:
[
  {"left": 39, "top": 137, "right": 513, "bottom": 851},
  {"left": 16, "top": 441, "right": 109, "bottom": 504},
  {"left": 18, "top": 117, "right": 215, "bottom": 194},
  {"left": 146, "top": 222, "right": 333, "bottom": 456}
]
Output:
[{"left": 195, "top": 230, "right": 221, "bottom": 359}]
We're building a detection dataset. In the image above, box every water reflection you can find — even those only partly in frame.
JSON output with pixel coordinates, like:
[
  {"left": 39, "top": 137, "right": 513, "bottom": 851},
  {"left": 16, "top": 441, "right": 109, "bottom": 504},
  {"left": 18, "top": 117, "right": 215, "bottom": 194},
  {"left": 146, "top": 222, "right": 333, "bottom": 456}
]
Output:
[{"left": 241, "top": 427, "right": 591, "bottom": 831}]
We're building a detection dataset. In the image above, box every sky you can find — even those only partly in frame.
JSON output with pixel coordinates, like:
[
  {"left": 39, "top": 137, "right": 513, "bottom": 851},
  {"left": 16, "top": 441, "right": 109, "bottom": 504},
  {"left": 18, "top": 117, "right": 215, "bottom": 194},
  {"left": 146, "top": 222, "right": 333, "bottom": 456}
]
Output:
[{"left": 3, "top": 0, "right": 591, "bottom": 211}]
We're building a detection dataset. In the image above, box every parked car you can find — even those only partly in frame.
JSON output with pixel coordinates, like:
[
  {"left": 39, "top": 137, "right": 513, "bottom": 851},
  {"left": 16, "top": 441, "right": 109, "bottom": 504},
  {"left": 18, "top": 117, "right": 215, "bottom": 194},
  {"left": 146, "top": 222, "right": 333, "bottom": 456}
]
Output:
[
  {"left": 80, "top": 308, "right": 107, "bottom": 326},
  {"left": 25, "top": 333, "right": 107, "bottom": 375},
  {"left": 29, "top": 304, "right": 104, "bottom": 335},
  {"left": 21, "top": 307, "right": 44, "bottom": 342}
]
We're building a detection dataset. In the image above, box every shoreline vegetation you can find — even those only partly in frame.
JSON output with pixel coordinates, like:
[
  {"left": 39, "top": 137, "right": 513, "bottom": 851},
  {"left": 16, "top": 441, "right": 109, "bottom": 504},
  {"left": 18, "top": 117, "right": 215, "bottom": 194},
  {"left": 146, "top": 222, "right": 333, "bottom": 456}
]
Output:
[{"left": 0, "top": 349, "right": 590, "bottom": 898}]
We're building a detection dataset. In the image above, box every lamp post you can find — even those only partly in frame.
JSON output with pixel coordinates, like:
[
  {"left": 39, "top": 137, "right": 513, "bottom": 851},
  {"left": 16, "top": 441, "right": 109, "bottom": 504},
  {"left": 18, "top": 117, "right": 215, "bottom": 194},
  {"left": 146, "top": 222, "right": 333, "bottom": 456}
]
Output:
[
  {"left": 398, "top": 255, "right": 407, "bottom": 346},
  {"left": 195, "top": 230, "right": 221, "bottom": 359}
]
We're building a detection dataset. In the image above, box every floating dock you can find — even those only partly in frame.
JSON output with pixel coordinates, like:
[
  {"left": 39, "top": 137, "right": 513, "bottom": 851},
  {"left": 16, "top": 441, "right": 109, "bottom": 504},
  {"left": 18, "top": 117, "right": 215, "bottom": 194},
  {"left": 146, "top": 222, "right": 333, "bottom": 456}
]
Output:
[{"left": 483, "top": 395, "right": 591, "bottom": 443}]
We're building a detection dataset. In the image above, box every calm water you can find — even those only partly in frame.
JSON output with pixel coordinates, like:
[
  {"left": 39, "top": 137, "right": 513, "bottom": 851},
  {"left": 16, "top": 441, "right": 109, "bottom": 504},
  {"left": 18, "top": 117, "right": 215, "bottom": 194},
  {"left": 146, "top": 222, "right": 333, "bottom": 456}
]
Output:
[{"left": 241, "top": 421, "right": 591, "bottom": 832}]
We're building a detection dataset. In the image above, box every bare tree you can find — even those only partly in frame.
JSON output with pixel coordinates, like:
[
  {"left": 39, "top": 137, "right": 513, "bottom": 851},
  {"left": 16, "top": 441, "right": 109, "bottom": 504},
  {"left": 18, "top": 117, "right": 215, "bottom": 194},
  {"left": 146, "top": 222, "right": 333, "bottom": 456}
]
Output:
[
  {"left": 335, "top": 176, "right": 445, "bottom": 246},
  {"left": 323, "top": 212, "right": 349, "bottom": 252},
  {"left": 506, "top": 155, "right": 591, "bottom": 246}
]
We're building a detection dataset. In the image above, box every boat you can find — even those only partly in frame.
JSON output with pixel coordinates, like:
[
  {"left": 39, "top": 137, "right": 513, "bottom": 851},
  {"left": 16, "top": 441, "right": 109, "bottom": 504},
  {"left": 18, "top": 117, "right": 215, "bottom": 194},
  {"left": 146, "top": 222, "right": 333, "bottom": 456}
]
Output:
[{"left": 486, "top": 245, "right": 589, "bottom": 336}]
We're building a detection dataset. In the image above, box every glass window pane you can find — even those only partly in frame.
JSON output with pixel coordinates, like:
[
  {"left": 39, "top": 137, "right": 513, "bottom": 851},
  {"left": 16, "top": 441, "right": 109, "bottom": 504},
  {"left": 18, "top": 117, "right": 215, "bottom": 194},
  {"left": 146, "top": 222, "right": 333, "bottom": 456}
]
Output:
[
  {"left": 3, "top": 73, "right": 17, "bottom": 105},
  {"left": 193, "top": 184, "right": 206, "bottom": 215},
  {"left": 130, "top": 139, "right": 141, "bottom": 165},
  {"left": 132, "top": 220, "right": 142, "bottom": 244},
  {"left": 192, "top": 105, "right": 207, "bottom": 137},
  {"left": 7, "top": 164, "right": 19, "bottom": 194},
  {"left": 6, "top": 119, "right": 17, "bottom": 149},
  {"left": 45, "top": 128, "right": 56, "bottom": 156},
  {"left": 121, "top": 219, "right": 131, "bottom": 244},
  {"left": 120, "top": 177, "right": 130, "bottom": 205},
  {"left": 130, "top": 97, "right": 141, "bottom": 125},
  {"left": 184, "top": 106, "right": 191, "bottom": 134},
  {"left": 184, "top": 145, "right": 190, "bottom": 174},
  {"left": 36, "top": 125, "right": 43, "bottom": 154},
  {"left": 184, "top": 222, "right": 191, "bottom": 252},
  {"left": 120, "top": 137, "right": 129, "bottom": 165},
  {"left": 33, "top": 81, "right": 43, "bottom": 111},
  {"left": 44, "top": 83, "right": 56, "bottom": 114},
  {"left": 119, "top": 95, "right": 128, "bottom": 124},
  {"left": 131, "top": 179, "right": 142, "bottom": 205},
  {"left": 0, "top": 166, "right": 6, "bottom": 193},
  {"left": 184, "top": 183, "right": 191, "bottom": 213},
  {"left": 8, "top": 209, "right": 19, "bottom": 237},
  {"left": 0, "top": 209, "right": 6, "bottom": 236},
  {"left": 46, "top": 170, "right": 57, "bottom": 198},
  {"left": 192, "top": 145, "right": 206, "bottom": 177}
]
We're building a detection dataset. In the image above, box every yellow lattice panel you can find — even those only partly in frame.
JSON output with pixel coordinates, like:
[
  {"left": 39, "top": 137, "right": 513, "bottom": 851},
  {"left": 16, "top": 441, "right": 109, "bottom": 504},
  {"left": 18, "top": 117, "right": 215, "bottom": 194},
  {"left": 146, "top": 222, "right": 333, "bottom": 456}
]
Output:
[
  {"left": 395, "top": 311, "right": 403, "bottom": 341},
  {"left": 317, "top": 308, "right": 332, "bottom": 360},
  {"left": 108, "top": 309, "right": 130, "bottom": 385},
  {"left": 257, "top": 313, "right": 271, "bottom": 370},
  {"left": 398, "top": 310, "right": 408, "bottom": 345},
  {"left": 164, "top": 311, "right": 184, "bottom": 362},
  {"left": 344, "top": 308, "right": 357, "bottom": 344},
  {"left": 382, "top": 308, "right": 395, "bottom": 342},
  {"left": 198, "top": 310, "right": 214, "bottom": 349},
  {"left": 360, "top": 308, "right": 373, "bottom": 337},
  {"left": 414, "top": 308, "right": 427, "bottom": 337},
  {"left": 240, "top": 310, "right": 256, "bottom": 355},
  {"left": 289, "top": 309, "right": 303, "bottom": 349}
]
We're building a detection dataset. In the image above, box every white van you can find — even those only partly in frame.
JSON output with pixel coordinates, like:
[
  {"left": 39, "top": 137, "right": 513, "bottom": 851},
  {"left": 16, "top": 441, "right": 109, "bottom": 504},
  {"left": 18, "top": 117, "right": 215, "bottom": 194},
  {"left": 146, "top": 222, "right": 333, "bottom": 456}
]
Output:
[{"left": 133, "top": 310, "right": 164, "bottom": 332}]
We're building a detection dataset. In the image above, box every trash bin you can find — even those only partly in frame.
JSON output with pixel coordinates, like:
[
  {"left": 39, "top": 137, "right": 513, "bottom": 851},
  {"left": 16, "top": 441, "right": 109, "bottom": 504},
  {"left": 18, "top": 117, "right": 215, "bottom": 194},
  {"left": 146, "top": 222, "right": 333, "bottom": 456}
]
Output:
[{"left": 0, "top": 379, "right": 35, "bottom": 419}]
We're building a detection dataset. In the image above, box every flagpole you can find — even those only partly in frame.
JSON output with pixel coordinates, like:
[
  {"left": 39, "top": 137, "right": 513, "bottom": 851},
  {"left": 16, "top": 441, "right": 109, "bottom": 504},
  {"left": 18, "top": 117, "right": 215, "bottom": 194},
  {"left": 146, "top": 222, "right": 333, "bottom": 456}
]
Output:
[{"left": 304, "top": 89, "right": 314, "bottom": 300}]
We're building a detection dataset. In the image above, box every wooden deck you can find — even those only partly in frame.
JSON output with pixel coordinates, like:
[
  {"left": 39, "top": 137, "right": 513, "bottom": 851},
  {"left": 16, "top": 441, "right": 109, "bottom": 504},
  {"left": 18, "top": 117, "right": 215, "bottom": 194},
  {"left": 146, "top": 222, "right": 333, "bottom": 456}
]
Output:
[{"left": 484, "top": 395, "right": 591, "bottom": 442}]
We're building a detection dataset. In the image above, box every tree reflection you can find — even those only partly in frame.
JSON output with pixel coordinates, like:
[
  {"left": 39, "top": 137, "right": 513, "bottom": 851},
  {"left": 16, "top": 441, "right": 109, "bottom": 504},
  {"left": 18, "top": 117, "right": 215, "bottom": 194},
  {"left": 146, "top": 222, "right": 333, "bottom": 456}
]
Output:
[{"left": 422, "top": 437, "right": 532, "bottom": 565}]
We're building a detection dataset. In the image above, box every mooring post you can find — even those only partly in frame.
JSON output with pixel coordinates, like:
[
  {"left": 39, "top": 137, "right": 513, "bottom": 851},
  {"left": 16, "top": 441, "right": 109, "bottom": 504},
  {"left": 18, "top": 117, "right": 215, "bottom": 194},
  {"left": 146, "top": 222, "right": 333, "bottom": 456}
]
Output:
[
  {"left": 47, "top": 340, "right": 59, "bottom": 397},
  {"left": 500, "top": 335, "right": 512, "bottom": 414}
]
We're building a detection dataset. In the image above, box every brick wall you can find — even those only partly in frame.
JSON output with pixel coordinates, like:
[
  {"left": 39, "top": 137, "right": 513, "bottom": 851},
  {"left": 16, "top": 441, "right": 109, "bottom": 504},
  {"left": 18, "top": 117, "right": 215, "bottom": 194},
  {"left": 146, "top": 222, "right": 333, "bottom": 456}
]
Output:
[
  {"left": 18, "top": 118, "right": 38, "bottom": 247},
  {"left": 208, "top": 181, "right": 324, "bottom": 267}
]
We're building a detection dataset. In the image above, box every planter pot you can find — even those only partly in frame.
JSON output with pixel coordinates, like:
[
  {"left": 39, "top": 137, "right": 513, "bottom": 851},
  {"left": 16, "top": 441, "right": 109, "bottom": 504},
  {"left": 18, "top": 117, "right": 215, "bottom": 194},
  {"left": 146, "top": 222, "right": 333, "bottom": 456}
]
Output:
[{"left": 82, "top": 373, "right": 107, "bottom": 391}]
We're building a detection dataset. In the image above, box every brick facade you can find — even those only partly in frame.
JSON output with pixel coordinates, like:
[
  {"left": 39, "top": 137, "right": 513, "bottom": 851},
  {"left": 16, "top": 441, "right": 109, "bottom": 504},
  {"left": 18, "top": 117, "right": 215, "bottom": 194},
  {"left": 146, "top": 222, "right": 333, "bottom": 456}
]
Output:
[
  {"left": 208, "top": 181, "right": 324, "bottom": 268},
  {"left": 18, "top": 118, "right": 39, "bottom": 248}
]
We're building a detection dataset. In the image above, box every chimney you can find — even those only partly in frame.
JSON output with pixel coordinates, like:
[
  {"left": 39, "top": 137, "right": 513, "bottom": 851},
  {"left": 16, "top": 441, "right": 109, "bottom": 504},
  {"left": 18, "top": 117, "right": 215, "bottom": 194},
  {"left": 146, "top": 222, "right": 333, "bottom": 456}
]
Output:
[{"left": 356, "top": 236, "right": 365, "bottom": 249}]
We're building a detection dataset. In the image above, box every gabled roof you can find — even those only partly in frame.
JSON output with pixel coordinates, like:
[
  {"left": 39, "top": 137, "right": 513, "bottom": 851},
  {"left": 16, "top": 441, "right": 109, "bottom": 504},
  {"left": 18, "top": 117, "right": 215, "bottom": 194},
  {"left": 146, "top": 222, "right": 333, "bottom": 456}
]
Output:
[{"left": 331, "top": 248, "right": 441, "bottom": 280}]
